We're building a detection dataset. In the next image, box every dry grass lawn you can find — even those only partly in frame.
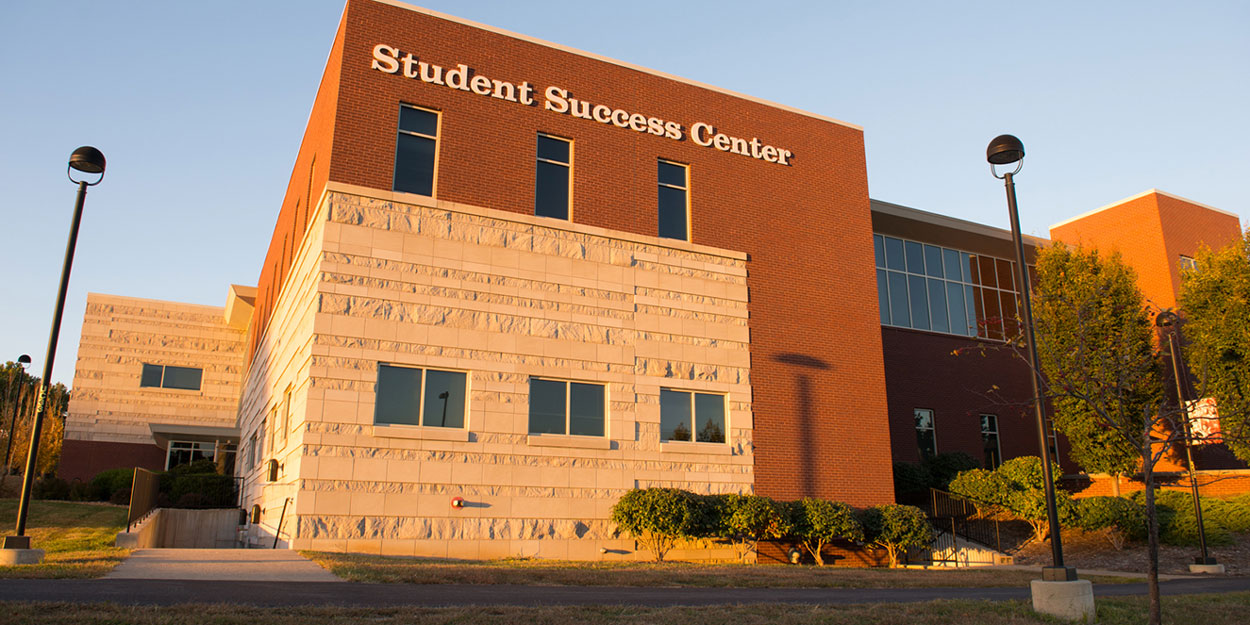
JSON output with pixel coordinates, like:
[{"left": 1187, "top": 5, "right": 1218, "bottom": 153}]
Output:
[{"left": 0, "top": 499, "right": 129, "bottom": 578}]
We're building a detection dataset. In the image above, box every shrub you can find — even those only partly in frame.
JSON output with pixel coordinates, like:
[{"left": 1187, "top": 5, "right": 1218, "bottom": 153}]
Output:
[
  {"left": 950, "top": 456, "right": 1076, "bottom": 542},
  {"left": 611, "top": 488, "right": 702, "bottom": 561},
  {"left": 170, "top": 458, "right": 219, "bottom": 476},
  {"left": 67, "top": 480, "right": 94, "bottom": 502},
  {"left": 109, "top": 486, "right": 131, "bottom": 506},
  {"left": 717, "top": 494, "right": 792, "bottom": 562},
  {"left": 1204, "top": 495, "right": 1250, "bottom": 534},
  {"left": 861, "top": 504, "right": 934, "bottom": 568},
  {"left": 892, "top": 462, "right": 932, "bottom": 501},
  {"left": 1076, "top": 496, "right": 1145, "bottom": 549},
  {"left": 789, "top": 498, "right": 864, "bottom": 566},
  {"left": 90, "top": 468, "right": 134, "bottom": 502},
  {"left": 925, "top": 452, "right": 981, "bottom": 490},
  {"left": 169, "top": 474, "right": 235, "bottom": 508},
  {"left": 33, "top": 476, "right": 70, "bottom": 500},
  {"left": 1129, "top": 489, "right": 1233, "bottom": 546}
]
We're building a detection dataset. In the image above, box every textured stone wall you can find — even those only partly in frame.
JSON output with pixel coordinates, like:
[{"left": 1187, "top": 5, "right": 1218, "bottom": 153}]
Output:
[
  {"left": 288, "top": 187, "right": 752, "bottom": 560},
  {"left": 65, "top": 294, "right": 246, "bottom": 451}
]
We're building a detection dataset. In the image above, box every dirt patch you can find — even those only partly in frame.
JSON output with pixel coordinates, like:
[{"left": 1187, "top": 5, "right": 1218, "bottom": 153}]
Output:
[{"left": 1011, "top": 528, "right": 1250, "bottom": 575}]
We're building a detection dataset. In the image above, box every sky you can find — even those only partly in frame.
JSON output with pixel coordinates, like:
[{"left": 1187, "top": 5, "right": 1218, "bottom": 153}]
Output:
[{"left": 1, "top": 1, "right": 1247, "bottom": 386}]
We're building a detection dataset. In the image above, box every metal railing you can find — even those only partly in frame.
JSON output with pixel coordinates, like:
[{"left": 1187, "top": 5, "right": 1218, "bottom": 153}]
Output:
[
  {"left": 126, "top": 468, "right": 161, "bottom": 532},
  {"left": 906, "top": 488, "right": 1003, "bottom": 566}
]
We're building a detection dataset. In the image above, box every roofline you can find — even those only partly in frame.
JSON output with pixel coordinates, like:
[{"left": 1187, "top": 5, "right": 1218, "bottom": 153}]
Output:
[
  {"left": 369, "top": 0, "right": 862, "bottom": 131},
  {"left": 870, "top": 198, "right": 1050, "bottom": 247},
  {"left": 86, "top": 292, "right": 226, "bottom": 312},
  {"left": 1049, "top": 188, "right": 1241, "bottom": 231}
]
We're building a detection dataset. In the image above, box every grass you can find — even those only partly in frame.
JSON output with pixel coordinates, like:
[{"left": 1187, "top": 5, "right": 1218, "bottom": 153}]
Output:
[
  {"left": 305, "top": 551, "right": 1132, "bottom": 588},
  {"left": 2, "top": 593, "right": 1249, "bottom": 625},
  {"left": 0, "top": 498, "right": 129, "bottom": 578}
]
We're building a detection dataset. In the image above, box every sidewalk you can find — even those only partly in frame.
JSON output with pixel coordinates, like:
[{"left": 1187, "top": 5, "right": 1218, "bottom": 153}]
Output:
[
  {"left": 990, "top": 564, "right": 1197, "bottom": 581},
  {"left": 104, "top": 549, "right": 342, "bottom": 582}
]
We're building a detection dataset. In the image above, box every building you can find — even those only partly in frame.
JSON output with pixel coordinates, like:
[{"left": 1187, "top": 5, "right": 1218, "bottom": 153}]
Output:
[{"left": 60, "top": 0, "right": 1244, "bottom": 558}]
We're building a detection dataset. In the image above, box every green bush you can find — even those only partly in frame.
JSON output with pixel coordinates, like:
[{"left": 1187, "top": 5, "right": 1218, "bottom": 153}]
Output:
[
  {"left": 1129, "top": 489, "right": 1233, "bottom": 546},
  {"left": 717, "top": 494, "right": 793, "bottom": 562},
  {"left": 949, "top": 456, "right": 1076, "bottom": 542},
  {"left": 892, "top": 461, "right": 933, "bottom": 500},
  {"left": 1204, "top": 495, "right": 1250, "bottom": 533},
  {"left": 861, "top": 504, "right": 934, "bottom": 568},
  {"left": 789, "top": 498, "right": 864, "bottom": 566},
  {"left": 90, "top": 468, "right": 135, "bottom": 502},
  {"left": 1076, "top": 496, "right": 1145, "bottom": 549},
  {"left": 611, "top": 488, "right": 703, "bottom": 561},
  {"left": 925, "top": 452, "right": 982, "bottom": 490},
  {"left": 168, "top": 474, "right": 235, "bottom": 508},
  {"left": 170, "top": 458, "right": 219, "bottom": 476},
  {"left": 33, "top": 475, "right": 70, "bottom": 500}
]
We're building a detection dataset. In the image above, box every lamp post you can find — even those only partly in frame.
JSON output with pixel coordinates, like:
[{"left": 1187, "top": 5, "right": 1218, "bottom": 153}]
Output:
[
  {"left": 986, "top": 135, "right": 1076, "bottom": 582},
  {"left": 1155, "top": 311, "right": 1217, "bottom": 568},
  {"left": 2, "top": 147, "right": 105, "bottom": 558},
  {"left": 2, "top": 355, "right": 32, "bottom": 476}
]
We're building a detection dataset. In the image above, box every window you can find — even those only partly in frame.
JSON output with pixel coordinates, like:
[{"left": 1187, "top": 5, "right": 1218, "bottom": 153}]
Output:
[
  {"left": 981, "top": 414, "right": 1001, "bottom": 469},
  {"left": 1179, "top": 255, "right": 1198, "bottom": 273},
  {"left": 528, "top": 378, "right": 604, "bottom": 436},
  {"left": 140, "top": 364, "right": 203, "bottom": 391},
  {"left": 535, "top": 133, "right": 571, "bottom": 219},
  {"left": 393, "top": 104, "right": 439, "bottom": 196},
  {"left": 278, "top": 386, "right": 292, "bottom": 447},
  {"left": 246, "top": 432, "right": 257, "bottom": 469},
  {"left": 660, "top": 389, "right": 726, "bottom": 443},
  {"left": 166, "top": 441, "right": 214, "bottom": 470},
  {"left": 374, "top": 364, "right": 468, "bottom": 428},
  {"left": 914, "top": 408, "right": 936, "bottom": 460},
  {"left": 657, "top": 160, "right": 689, "bottom": 240},
  {"left": 874, "top": 234, "right": 1024, "bottom": 340}
]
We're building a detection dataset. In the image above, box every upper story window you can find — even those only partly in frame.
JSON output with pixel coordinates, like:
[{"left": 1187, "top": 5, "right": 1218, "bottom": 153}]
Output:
[
  {"left": 140, "top": 364, "right": 203, "bottom": 391},
  {"left": 657, "top": 160, "right": 689, "bottom": 241},
  {"left": 374, "top": 364, "right": 468, "bottom": 428},
  {"left": 981, "top": 414, "right": 1001, "bottom": 469},
  {"left": 660, "top": 388, "right": 725, "bottom": 443},
  {"left": 528, "top": 378, "right": 604, "bottom": 437},
  {"left": 393, "top": 104, "right": 439, "bottom": 196},
  {"left": 535, "top": 133, "right": 572, "bottom": 220},
  {"left": 874, "top": 234, "right": 1026, "bottom": 341},
  {"left": 1179, "top": 255, "right": 1198, "bottom": 273},
  {"left": 914, "top": 408, "right": 936, "bottom": 460}
]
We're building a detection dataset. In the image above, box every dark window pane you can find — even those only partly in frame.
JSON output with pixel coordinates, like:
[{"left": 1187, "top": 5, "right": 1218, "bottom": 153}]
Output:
[
  {"left": 658, "top": 161, "right": 685, "bottom": 187},
  {"left": 140, "top": 364, "right": 162, "bottom": 388},
  {"left": 422, "top": 369, "right": 466, "bottom": 428},
  {"left": 399, "top": 106, "right": 438, "bottom": 136},
  {"left": 569, "top": 382, "right": 604, "bottom": 437},
  {"left": 977, "top": 256, "right": 998, "bottom": 289},
  {"left": 694, "top": 393, "right": 725, "bottom": 443},
  {"left": 394, "top": 133, "right": 435, "bottom": 196},
  {"left": 943, "top": 249, "right": 963, "bottom": 282},
  {"left": 873, "top": 235, "right": 885, "bottom": 268},
  {"left": 981, "top": 288, "right": 1003, "bottom": 340},
  {"left": 537, "top": 135, "right": 570, "bottom": 163},
  {"left": 996, "top": 259, "right": 1015, "bottom": 292},
  {"left": 927, "top": 278, "right": 948, "bottom": 333},
  {"left": 888, "top": 271, "right": 909, "bottom": 326},
  {"left": 999, "top": 290, "right": 1019, "bottom": 339},
  {"left": 529, "top": 379, "right": 566, "bottom": 434},
  {"left": 877, "top": 269, "right": 890, "bottom": 325},
  {"left": 908, "top": 275, "right": 929, "bottom": 330},
  {"left": 658, "top": 185, "right": 687, "bottom": 240},
  {"left": 967, "top": 254, "right": 979, "bottom": 284},
  {"left": 163, "top": 366, "right": 202, "bottom": 390},
  {"left": 884, "top": 237, "right": 905, "bottom": 271},
  {"left": 660, "top": 389, "right": 692, "bottom": 442},
  {"left": 924, "top": 245, "right": 944, "bottom": 278},
  {"left": 965, "top": 285, "right": 978, "bottom": 336},
  {"left": 375, "top": 365, "right": 422, "bottom": 426},
  {"left": 535, "top": 161, "right": 569, "bottom": 219},
  {"left": 915, "top": 409, "right": 936, "bottom": 459},
  {"left": 946, "top": 282, "right": 968, "bottom": 335},
  {"left": 905, "top": 241, "right": 925, "bottom": 274},
  {"left": 1027, "top": 265, "right": 1038, "bottom": 292}
]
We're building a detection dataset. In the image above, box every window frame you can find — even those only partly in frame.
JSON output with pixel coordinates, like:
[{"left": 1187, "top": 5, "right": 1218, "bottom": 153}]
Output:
[
  {"left": 534, "top": 132, "right": 573, "bottom": 220},
  {"left": 914, "top": 407, "right": 937, "bottom": 460},
  {"left": 1178, "top": 255, "right": 1198, "bottom": 273},
  {"left": 527, "top": 377, "right": 607, "bottom": 438},
  {"left": 657, "top": 159, "right": 691, "bottom": 241},
  {"left": 659, "top": 388, "right": 727, "bottom": 444},
  {"left": 373, "top": 363, "right": 470, "bottom": 430},
  {"left": 139, "top": 363, "right": 204, "bottom": 391},
  {"left": 165, "top": 440, "right": 214, "bottom": 470},
  {"left": 392, "top": 103, "right": 441, "bottom": 197},
  {"left": 980, "top": 414, "right": 1002, "bottom": 469}
]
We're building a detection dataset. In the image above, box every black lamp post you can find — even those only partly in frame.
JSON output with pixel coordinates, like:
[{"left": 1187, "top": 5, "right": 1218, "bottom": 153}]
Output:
[
  {"left": 1155, "top": 311, "right": 1216, "bottom": 566},
  {"left": 986, "top": 135, "right": 1076, "bottom": 582},
  {"left": 3, "top": 147, "right": 105, "bottom": 553},
  {"left": 2, "top": 354, "right": 32, "bottom": 476}
]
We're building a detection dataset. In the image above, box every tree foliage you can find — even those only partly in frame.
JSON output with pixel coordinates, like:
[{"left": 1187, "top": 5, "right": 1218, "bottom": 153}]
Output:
[
  {"left": 788, "top": 498, "right": 864, "bottom": 566},
  {"left": 1075, "top": 496, "right": 1145, "bottom": 550},
  {"left": 948, "top": 456, "right": 1076, "bottom": 542},
  {"left": 1, "top": 361, "right": 69, "bottom": 477},
  {"left": 1033, "top": 243, "right": 1162, "bottom": 476},
  {"left": 716, "top": 494, "right": 793, "bottom": 562},
  {"left": 610, "top": 488, "right": 702, "bottom": 561},
  {"left": 860, "top": 504, "right": 934, "bottom": 568},
  {"left": 1178, "top": 228, "right": 1250, "bottom": 463}
]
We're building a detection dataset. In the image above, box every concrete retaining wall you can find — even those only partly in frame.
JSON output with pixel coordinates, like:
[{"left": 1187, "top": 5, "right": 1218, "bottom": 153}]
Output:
[{"left": 115, "top": 508, "right": 241, "bottom": 549}]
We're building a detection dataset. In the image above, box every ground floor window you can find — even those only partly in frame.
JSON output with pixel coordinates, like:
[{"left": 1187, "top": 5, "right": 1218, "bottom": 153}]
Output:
[
  {"left": 660, "top": 389, "right": 726, "bottom": 443},
  {"left": 980, "top": 414, "right": 1001, "bottom": 468},
  {"left": 529, "top": 378, "right": 605, "bottom": 436},
  {"left": 914, "top": 408, "right": 936, "bottom": 460},
  {"left": 166, "top": 441, "right": 215, "bottom": 470}
]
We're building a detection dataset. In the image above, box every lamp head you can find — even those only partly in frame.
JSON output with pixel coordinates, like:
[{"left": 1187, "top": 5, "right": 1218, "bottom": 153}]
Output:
[
  {"left": 987, "top": 135, "right": 1025, "bottom": 165},
  {"left": 1155, "top": 311, "right": 1180, "bottom": 328},
  {"left": 68, "top": 146, "right": 106, "bottom": 185},
  {"left": 17, "top": 354, "right": 31, "bottom": 367}
]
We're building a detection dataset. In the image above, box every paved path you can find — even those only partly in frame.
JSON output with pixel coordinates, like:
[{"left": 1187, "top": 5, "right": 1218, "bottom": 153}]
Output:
[
  {"left": 2, "top": 576, "right": 1248, "bottom": 607},
  {"left": 104, "top": 549, "right": 341, "bottom": 582}
]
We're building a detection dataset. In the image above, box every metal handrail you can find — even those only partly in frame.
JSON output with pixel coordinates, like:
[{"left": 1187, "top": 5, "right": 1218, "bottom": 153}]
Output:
[{"left": 126, "top": 468, "right": 161, "bottom": 532}]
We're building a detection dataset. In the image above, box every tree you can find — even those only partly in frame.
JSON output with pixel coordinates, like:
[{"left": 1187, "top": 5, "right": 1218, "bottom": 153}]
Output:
[
  {"left": 788, "top": 498, "right": 864, "bottom": 566},
  {"left": 0, "top": 362, "right": 68, "bottom": 477},
  {"left": 861, "top": 504, "right": 934, "bottom": 568},
  {"left": 1178, "top": 228, "right": 1250, "bottom": 463},
  {"left": 718, "top": 494, "right": 793, "bottom": 562},
  {"left": 610, "top": 488, "right": 702, "bottom": 562},
  {"left": 1031, "top": 242, "right": 1180, "bottom": 625}
]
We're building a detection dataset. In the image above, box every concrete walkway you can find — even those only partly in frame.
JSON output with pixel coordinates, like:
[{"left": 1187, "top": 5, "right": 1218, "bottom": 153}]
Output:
[
  {"left": 104, "top": 549, "right": 342, "bottom": 582},
  {"left": 991, "top": 564, "right": 1196, "bottom": 581}
]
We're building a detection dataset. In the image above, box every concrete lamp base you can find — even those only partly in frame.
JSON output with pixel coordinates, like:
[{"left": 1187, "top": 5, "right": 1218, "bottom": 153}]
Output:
[
  {"left": 1031, "top": 579, "right": 1095, "bottom": 622},
  {"left": 0, "top": 548, "right": 46, "bottom": 565},
  {"left": 1189, "top": 563, "right": 1225, "bottom": 574}
]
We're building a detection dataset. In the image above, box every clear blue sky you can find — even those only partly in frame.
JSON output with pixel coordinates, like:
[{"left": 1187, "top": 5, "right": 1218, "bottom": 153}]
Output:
[{"left": 2, "top": 1, "right": 1246, "bottom": 385}]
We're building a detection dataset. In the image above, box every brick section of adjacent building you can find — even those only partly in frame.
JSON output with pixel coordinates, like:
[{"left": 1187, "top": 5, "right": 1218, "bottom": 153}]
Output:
[
  {"left": 59, "top": 439, "right": 166, "bottom": 483},
  {"left": 1069, "top": 471, "right": 1250, "bottom": 499},
  {"left": 247, "top": 0, "right": 893, "bottom": 506}
]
